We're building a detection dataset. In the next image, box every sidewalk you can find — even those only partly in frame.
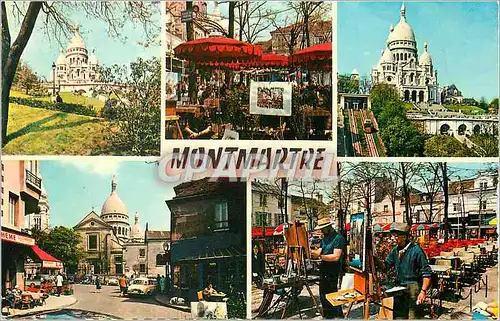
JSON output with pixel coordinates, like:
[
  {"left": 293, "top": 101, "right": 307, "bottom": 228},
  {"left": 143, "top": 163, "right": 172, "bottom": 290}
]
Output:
[
  {"left": 5, "top": 294, "right": 77, "bottom": 317},
  {"left": 154, "top": 294, "right": 191, "bottom": 313}
]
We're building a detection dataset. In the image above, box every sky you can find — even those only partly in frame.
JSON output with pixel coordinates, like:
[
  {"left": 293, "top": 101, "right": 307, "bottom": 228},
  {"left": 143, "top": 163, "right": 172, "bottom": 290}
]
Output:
[
  {"left": 338, "top": 2, "right": 499, "bottom": 101},
  {"left": 40, "top": 160, "right": 176, "bottom": 231},
  {"left": 7, "top": 2, "right": 161, "bottom": 79}
]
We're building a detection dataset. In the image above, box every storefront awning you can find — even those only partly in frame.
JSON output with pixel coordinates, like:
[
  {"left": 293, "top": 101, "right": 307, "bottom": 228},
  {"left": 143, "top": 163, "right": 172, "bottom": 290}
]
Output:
[
  {"left": 30, "top": 245, "right": 63, "bottom": 269},
  {"left": 178, "top": 246, "right": 245, "bottom": 262},
  {"left": 252, "top": 227, "right": 275, "bottom": 238},
  {"left": 1, "top": 229, "right": 35, "bottom": 246}
]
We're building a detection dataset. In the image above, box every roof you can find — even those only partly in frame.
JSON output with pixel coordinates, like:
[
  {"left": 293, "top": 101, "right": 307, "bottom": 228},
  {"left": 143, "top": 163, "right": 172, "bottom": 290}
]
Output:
[
  {"left": 146, "top": 230, "right": 170, "bottom": 240},
  {"left": 387, "top": 5, "right": 415, "bottom": 44},
  {"left": 271, "top": 20, "right": 332, "bottom": 36},
  {"left": 172, "top": 177, "right": 233, "bottom": 199},
  {"left": 178, "top": 245, "right": 245, "bottom": 262},
  {"left": 255, "top": 39, "right": 272, "bottom": 53},
  {"left": 449, "top": 180, "right": 475, "bottom": 194},
  {"left": 74, "top": 210, "right": 113, "bottom": 230}
]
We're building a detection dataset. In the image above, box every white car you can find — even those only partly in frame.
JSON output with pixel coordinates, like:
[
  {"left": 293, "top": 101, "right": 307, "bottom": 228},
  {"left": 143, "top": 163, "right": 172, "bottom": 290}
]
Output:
[
  {"left": 127, "top": 277, "right": 157, "bottom": 296},
  {"left": 107, "top": 277, "right": 119, "bottom": 286}
]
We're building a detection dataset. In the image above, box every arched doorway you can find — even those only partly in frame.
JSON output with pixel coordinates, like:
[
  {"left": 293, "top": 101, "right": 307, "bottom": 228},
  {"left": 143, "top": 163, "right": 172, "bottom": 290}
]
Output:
[
  {"left": 473, "top": 124, "right": 481, "bottom": 135},
  {"left": 404, "top": 90, "right": 410, "bottom": 101},
  {"left": 458, "top": 124, "right": 467, "bottom": 135},
  {"left": 419, "top": 91, "right": 424, "bottom": 103},
  {"left": 411, "top": 91, "right": 417, "bottom": 102},
  {"left": 409, "top": 73, "right": 414, "bottom": 83},
  {"left": 440, "top": 124, "right": 450, "bottom": 135}
]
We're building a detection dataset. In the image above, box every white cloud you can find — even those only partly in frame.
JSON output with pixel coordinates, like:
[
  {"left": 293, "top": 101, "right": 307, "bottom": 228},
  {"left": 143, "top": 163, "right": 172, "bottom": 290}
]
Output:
[{"left": 60, "top": 158, "right": 121, "bottom": 176}]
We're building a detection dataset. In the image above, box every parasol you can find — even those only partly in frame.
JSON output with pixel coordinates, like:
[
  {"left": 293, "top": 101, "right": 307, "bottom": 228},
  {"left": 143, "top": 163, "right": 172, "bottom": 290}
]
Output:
[
  {"left": 174, "top": 37, "right": 262, "bottom": 62},
  {"left": 289, "top": 42, "right": 332, "bottom": 70}
]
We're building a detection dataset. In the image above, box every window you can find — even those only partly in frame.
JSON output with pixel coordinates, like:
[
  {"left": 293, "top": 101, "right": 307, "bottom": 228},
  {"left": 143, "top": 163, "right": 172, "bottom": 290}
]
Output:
[
  {"left": 139, "top": 264, "right": 146, "bottom": 273},
  {"left": 114, "top": 227, "right": 117, "bottom": 234},
  {"left": 139, "top": 249, "right": 146, "bottom": 257},
  {"left": 88, "top": 235, "right": 98, "bottom": 250},
  {"left": 215, "top": 202, "right": 229, "bottom": 229},
  {"left": 481, "top": 201, "right": 487, "bottom": 210},
  {"left": 480, "top": 182, "right": 487, "bottom": 190},
  {"left": 453, "top": 203, "right": 460, "bottom": 212},
  {"left": 255, "top": 212, "right": 272, "bottom": 227},
  {"left": 383, "top": 205, "right": 389, "bottom": 212},
  {"left": 259, "top": 194, "right": 267, "bottom": 207},
  {"left": 275, "top": 213, "right": 285, "bottom": 225},
  {"left": 8, "top": 194, "right": 18, "bottom": 226},
  {"left": 156, "top": 254, "right": 165, "bottom": 266}
]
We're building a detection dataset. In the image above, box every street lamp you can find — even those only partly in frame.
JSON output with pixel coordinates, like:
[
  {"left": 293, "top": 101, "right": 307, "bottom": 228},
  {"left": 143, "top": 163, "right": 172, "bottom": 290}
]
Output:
[{"left": 51, "top": 62, "right": 56, "bottom": 95}]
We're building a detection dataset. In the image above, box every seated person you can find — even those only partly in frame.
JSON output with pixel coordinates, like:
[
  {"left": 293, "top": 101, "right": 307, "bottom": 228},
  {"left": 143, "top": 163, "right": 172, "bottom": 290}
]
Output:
[
  {"left": 4, "top": 289, "right": 18, "bottom": 307},
  {"left": 203, "top": 283, "right": 219, "bottom": 300}
]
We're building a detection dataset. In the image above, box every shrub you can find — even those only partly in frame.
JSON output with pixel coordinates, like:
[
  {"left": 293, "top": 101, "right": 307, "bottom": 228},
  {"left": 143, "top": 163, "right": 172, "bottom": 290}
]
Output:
[{"left": 10, "top": 96, "right": 97, "bottom": 117}]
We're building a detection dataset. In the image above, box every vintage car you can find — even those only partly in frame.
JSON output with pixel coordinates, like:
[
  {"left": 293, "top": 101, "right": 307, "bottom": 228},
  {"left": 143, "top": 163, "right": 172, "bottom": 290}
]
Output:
[
  {"left": 127, "top": 277, "right": 157, "bottom": 296},
  {"left": 107, "top": 277, "right": 119, "bottom": 286}
]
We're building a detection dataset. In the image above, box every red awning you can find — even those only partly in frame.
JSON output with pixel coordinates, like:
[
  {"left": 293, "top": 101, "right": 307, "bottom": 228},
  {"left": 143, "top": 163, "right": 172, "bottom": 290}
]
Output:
[
  {"left": 289, "top": 42, "right": 332, "bottom": 70},
  {"left": 345, "top": 222, "right": 351, "bottom": 231},
  {"left": 174, "top": 37, "right": 262, "bottom": 62},
  {"left": 30, "top": 245, "right": 63, "bottom": 269},
  {"left": 252, "top": 227, "right": 275, "bottom": 238}
]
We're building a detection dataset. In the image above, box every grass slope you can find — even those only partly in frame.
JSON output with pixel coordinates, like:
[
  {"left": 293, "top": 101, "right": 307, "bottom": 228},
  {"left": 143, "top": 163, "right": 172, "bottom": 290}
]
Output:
[
  {"left": 3, "top": 102, "right": 109, "bottom": 155},
  {"left": 444, "top": 104, "right": 485, "bottom": 115},
  {"left": 35, "top": 92, "right": 105, "bottom": 112}
]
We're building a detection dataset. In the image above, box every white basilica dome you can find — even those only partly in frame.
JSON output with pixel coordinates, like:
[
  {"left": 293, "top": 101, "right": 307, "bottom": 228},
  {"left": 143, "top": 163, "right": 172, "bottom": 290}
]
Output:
[{"left": 387, "top": 5, "right": 416, "bottom": 44}]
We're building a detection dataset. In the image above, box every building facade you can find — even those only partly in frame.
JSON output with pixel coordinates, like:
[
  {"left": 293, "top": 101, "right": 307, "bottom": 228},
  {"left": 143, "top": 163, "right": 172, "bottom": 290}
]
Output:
[
  {"left": 25, "top": 184, "right": 50, "bottom": 231},
  {"left": 252, "top": 181, "right": 292, "bottom": 230},
  {"left": 371, "top": 5, "right": 440, "bottom": 104},
  {"left": 50, "top": 25, "right": 100, "bottom": 93},
  {"left": 167, "top": 178, "right": 246, "bottom": 302},
  {"left": 269, "top": 20, "right": 332, "bottom": 55},
  {"left": 1, "top": 161, "right": 42, "bottom": 290}
]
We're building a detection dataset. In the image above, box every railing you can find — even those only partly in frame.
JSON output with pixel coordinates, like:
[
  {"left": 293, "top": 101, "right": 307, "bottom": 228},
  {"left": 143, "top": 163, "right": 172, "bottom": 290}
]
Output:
[{"left": 25, "top": 169, "right": 42, "bottom": 190}]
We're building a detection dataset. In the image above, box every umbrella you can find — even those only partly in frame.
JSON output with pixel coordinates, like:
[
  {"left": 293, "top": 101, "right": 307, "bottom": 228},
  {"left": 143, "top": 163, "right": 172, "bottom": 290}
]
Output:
[
  {"left": 487, "top": 217, "right": 497, "bottom": 226},
  {"left": 373, "top": 223, "right": 384, "bottom": 232},
  {"left": 241, "top": 53, "right": 288, "bottom": 68},
  {"left": 289, "top": 42, "right": 332, "bottom": 70},
  {"left": 174, "top": 37, "right": 262, "bottom": 62},
  {"left": 411, "top": 224, "right": 430, "bottom": 231}
]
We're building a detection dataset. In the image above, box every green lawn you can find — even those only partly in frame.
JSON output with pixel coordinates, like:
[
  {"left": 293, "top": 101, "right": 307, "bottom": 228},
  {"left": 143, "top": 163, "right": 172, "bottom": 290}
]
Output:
[
  {"left": 34, "top": 92, "right": 106, "bottom": 112},
  {"left": 3, "top": 102, "right": 110, "bottom": 155},
  {"left": 444, "top": 104, "right": 486, "bottom": 115}
]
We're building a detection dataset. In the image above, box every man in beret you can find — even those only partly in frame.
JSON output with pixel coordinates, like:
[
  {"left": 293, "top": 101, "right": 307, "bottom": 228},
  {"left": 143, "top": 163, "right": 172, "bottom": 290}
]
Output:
[
  {"left": 311, "top": 217, "right": 346, "bottom": 319},
  {"left": 385, "top": 222, "right": 432, "bottom": 319}
]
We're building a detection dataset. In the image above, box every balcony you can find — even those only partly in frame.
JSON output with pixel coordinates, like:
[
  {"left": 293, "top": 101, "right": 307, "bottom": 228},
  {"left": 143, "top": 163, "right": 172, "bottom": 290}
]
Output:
[{"left": 25, "top": 169, "right": 42, "bottom": 191}]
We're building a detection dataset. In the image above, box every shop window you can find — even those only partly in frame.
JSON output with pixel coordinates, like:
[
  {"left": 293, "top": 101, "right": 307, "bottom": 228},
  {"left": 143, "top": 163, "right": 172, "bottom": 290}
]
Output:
[
  {"left": 215, "top": 202, "right": 228, "bottom": 230},
  {"left": 88, "top": 234, "right": 98, "bottom": 250},
  {"left": 139, "top": 249, "right": 146, "bottom": 258},
  {"left": 139, "top": 264, "right": 146, "bottom": 273}
]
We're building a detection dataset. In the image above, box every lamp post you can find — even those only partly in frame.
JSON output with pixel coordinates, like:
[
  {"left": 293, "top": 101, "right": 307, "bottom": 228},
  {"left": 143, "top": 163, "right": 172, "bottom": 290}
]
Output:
[
  {"left": 163, "top": 241, "right": 171, "bottom": 294},
  {"left": 52, "top": 62, "right": 56, "bottom": 95}
]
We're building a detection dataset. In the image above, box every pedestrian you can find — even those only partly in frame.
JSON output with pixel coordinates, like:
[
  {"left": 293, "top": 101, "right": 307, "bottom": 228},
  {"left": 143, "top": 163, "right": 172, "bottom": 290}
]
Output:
[
  {"left": 160, "top": 275, "right": 165, "bottom": 294},
  {"left": 56, "top": 272, "right": 64, "bottom": 297},
  {"left": 156, "top": 274, "right": 161, "bottom": 292},
  {"left": 119, "top": 275, "right": 127, "bottom": 296},
  {"left": 385, "top": 223, "right": 432, "bottom": 319},
  {"left": 95, "top": 275, "right": 102, "bottom": 293},
  {"left": 311, "top": 217, "right": 346, "bottom": 319}
]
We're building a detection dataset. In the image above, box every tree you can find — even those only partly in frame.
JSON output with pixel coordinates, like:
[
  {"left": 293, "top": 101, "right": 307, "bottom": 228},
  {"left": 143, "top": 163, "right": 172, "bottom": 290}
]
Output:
[
  {"left": 338, "top": 74, "right": 359, "bottom": 94},
  {"left": 439, "top": 163, "right": 450, "bottom": 242},
  {"left": 14, "top": 61, "right": 40, "bottom": 94},
  {"left": 478, "top": 97, "right": 488, "bottom": 111},
  {"left": 470, "top": 134, "right": 499, "bottom": 157},
  {"left": 289, "top": 179, "right": 328, "bottom": 231},
  {"left": 328, "top": 162, "right": 356, "bottom": 235},
  {"left": 380, "top": 164, "right": 402, "bottom": 222},
  {"left": 415, "top": 163, "right": 442, "bottom": 223},
  {"left": 381, "top": 116, "right": 424, "bottom": 157},
  {"left": 35, "top": 226, "right": 85, "bottom": 274},
  {"left": 424, "top": 135, "right": 472, "bottom": 157},
  {"left": 370, "top": 83, "right": 402, "bottom": 122},
  {"left": 236, "top": 2, "right": 274, "bottom": 43},
  {"left": 396, "top": 163, "right": 421, "bottom": 225},
  {"left": 97, "top": 57, "right": 161, "bottom": 155},
  {"left": 489, "top": 98, "right": 498, "bottom": 112},
  {"left": 1, "top": 2, "right": 159, "bottom": 144}
]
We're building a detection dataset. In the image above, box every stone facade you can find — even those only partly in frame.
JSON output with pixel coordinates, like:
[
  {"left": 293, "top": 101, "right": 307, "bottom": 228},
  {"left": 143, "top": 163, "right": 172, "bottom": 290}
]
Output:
[{"left": 371, "top": 5, "right": 440, "bottom": 104}]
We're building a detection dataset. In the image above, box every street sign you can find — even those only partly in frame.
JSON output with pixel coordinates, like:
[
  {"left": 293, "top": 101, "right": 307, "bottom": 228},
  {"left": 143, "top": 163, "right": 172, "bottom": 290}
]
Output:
[{"left": 181, "top": 10, "right": 193, "bottom": 23}]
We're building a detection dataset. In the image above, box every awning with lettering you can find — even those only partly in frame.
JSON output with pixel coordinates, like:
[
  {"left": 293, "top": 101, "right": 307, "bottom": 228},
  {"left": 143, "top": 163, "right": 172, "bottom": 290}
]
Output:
[
  {"left": 29, "top": 245, "right": 63, "bottom": 269},
  {"left": 1, "top": 229, "right": 35, "bottom": 246}
]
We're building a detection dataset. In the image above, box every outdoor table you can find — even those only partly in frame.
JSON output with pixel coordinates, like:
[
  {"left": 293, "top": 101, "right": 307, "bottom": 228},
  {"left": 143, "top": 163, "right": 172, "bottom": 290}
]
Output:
[{"left": 207, "top": 293, "right": 227, "bottom": 302}]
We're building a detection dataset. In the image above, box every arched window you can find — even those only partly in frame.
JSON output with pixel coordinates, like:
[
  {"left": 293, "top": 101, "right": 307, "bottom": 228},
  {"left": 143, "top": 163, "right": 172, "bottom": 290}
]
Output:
[
  {"left": 118, "top": 226, "right": 122, "bottom": 235},
  {"left": 156, "top": 254, "right": 164, "bottom": 266},
  {"left": 114, "top": 226, "right": 117, "bottom": 234},
  {"left": 404, "top": 53, "right": 408, "bottom": 60}
]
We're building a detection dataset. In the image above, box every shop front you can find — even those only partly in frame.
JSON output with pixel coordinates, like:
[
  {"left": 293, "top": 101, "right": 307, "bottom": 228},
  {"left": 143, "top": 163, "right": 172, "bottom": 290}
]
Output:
[{"left": 1, "top": 228, "right": 35, "bottom": 292}]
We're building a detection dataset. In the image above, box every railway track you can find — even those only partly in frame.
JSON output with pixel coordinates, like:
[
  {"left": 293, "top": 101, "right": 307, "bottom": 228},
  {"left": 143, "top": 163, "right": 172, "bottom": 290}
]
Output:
[
  {"left": 360, "top": 110, "right": 379, "bottom": 157},
  {"left": 348, "top": 109, "right": 363, "bottom": 156}
]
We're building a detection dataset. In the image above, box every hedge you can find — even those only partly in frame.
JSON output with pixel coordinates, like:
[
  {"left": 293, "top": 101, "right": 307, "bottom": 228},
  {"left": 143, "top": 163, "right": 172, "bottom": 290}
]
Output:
[{"left": 10, "top": 96, "right": 98, "bottom": 117}]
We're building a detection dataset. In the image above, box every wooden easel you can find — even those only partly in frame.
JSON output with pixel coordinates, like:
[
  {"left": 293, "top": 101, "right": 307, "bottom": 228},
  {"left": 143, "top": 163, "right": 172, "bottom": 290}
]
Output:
[{"left": 165, "top": 115, "right": 183, "bottom": 139}]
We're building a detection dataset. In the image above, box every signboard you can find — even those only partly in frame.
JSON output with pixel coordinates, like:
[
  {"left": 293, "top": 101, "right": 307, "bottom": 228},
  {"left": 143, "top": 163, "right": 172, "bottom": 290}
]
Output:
[
  {"left": 165, "top": 72, "right": 179, "bottom": 101},
  {"left": 181, "top": 10, "right": 193, "bottom": 23},
  {"left": 249, "top": 81, "right": 292, "bottom": 116},
  {"left": 42, "top": 260, "right": 63, "bottom": 269},
  {"left": 1, "top": 230, "right": 35, "bottom": 246},
  {"left": 191, "top": 302, "right": 227, "bottom": 319}
]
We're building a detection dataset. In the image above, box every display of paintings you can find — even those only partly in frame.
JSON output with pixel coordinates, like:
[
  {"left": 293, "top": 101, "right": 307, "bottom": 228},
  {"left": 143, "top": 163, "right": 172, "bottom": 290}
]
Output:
[{"left": 249, "top": 81, "right": 292, "bottom": 116}]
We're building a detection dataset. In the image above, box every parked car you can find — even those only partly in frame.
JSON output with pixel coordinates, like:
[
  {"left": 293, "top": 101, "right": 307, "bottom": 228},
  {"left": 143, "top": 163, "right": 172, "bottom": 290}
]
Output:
[
  {"left": 127, "top": 277, "right": 157, "bottom": 296},
  {"left": 107, "top": 277, "right": 119, "bottom": 286}
]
